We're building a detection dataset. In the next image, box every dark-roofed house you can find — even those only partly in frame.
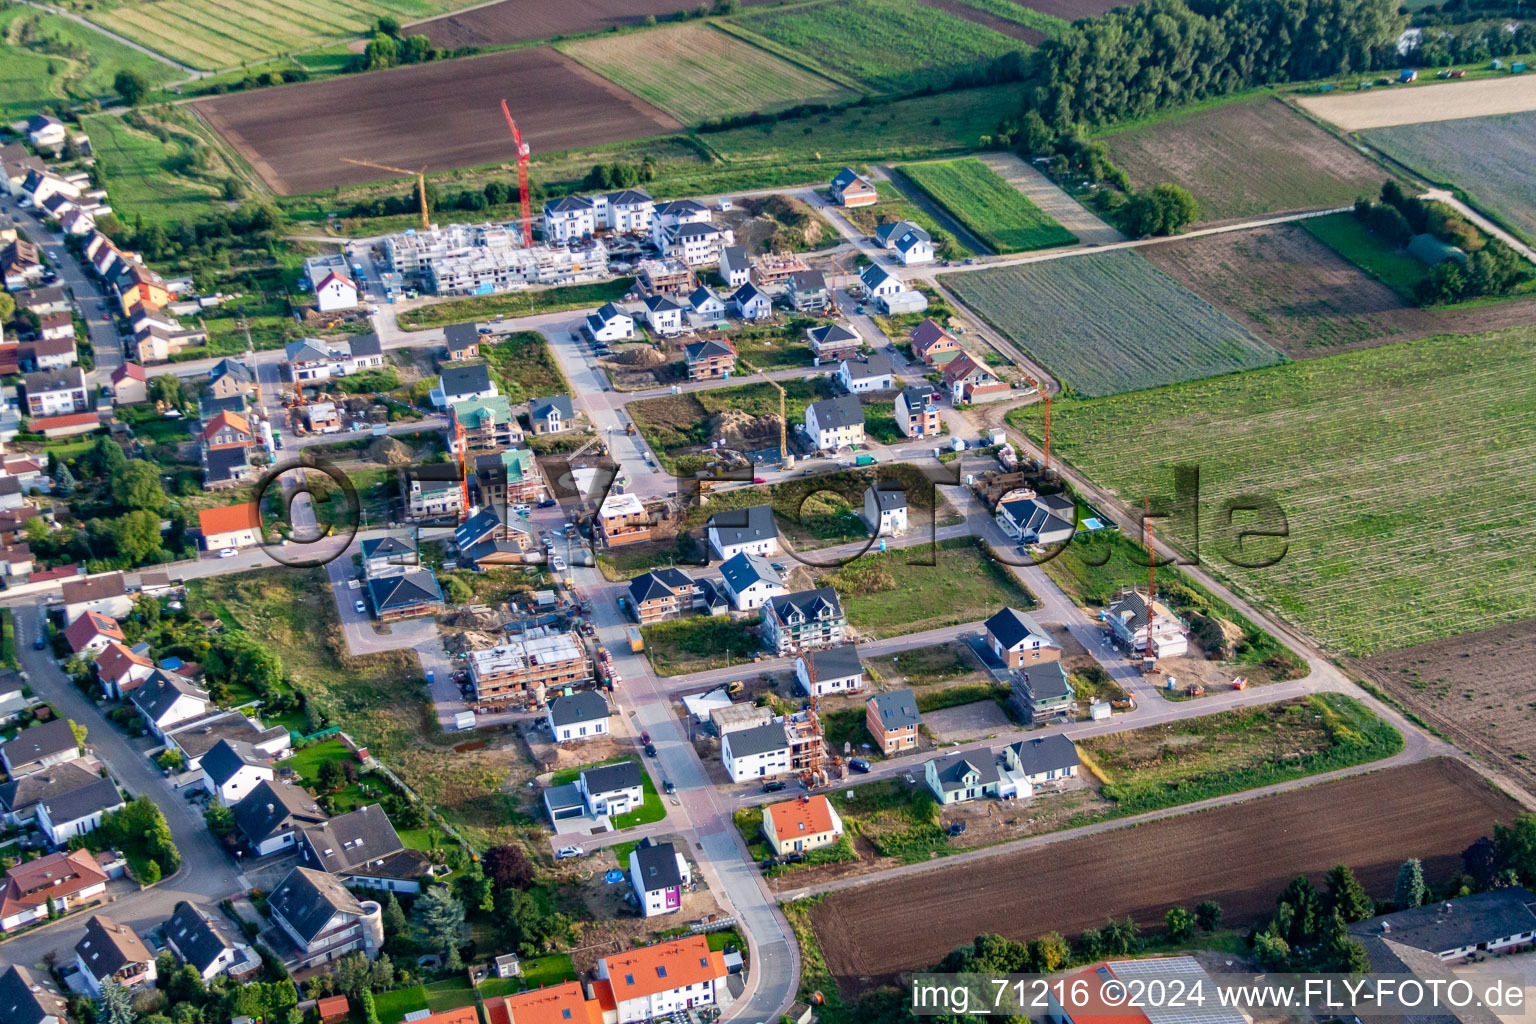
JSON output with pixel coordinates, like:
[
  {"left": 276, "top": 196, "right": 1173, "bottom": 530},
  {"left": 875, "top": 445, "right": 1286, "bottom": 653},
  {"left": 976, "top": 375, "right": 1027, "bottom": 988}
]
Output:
[
  {"left": 75, "top": 913, "right": 157, "bottom": 996},
  {"left": 36, "top": 774, "right": 123, "bottom": 846},
  {"left": 442, "top": 322, "right": 482, "bottom": 362},
  {"left": 365, "top": 569, "right": 444, "bottom": 621},
  {"left": 0, "top": 719, "right": 81, "bottom": 777},
  {"left": 718, "top": 551, "right": 785, "bottom": 611},
  {"left": 838, "top": 354, "right": 892, "bottom": 395},
  {"left": 643, "top": 294, "right": 685, "bottom": 335},
  {"left": 996, "top": 492, "right": 1075, "bottom": 547},
  {"left": 528, "top": 395, "right": 574, "bottom": 435},
  {"left": 434, "top": 362, "right": 497, "bottom": 408},
  {"left": 267, "top": 867, "right": 383, "bottom": 968},
  {"left": 232, "top": 780, "right": 328, "bottom": 857},
  {"left": 803, "top": 395, "right": 865, "bottom": 451},
  {"left": 830, "top": 167, "right": 877, "bottom": 207},
  {"left": 164, "top": 900, "right": 257, "bottom": 981},
  {"left": 626, "top": 568, "right": 703, "bottom": 624},
  {"left": 1001, "top": 734, "right": 1079, "bottom": 796},
  {"left": 761, "top": 588, "right": 845, "bottom": 656},
  {"left": 165, "top": 712, "right": 291, "bottom": 770},
  {"left": 628, "top": 837, "right": 690, "bottom": 917},
  {"left": 684, "top": 337, "right": 736, "bottom": 380},
  {"left": 924, "top": 751, "right": 1001, "bottom": 805},
  {"left": 61, "top": 571, "right": 131, "bottom": 624},
  {"left": 131, "top": 671, "right": 211, "bottom": 739},
  {"left": 0, "top": 965, "right": 69, "bottom": 1024},
  {"left": 585, "top": 302, "right": 634, "bottom": 343},
  {"left": 208, "top": 358, "right": 255, "bottom": 399},
  {"left": 866, "top": 689, "right": 921, "bottom": 754},
  {"left": 1349, "top": 888, "right": 1536, "bottom": 962},
  {"left": 706, "top": 504, "right": 778, "bottom": 561},
  {"left": 1011, "top": 662, "right": 1075, "bottom": 725},
  {"left": 360, "top": 536, "right": 418, "bottom": 578},
  {"left": 0, "top": 848, "right": 108, "bottom": 933},
  {"left": 863, "top": 482, "right": 907, "bottom": 536},
  {"left": 297, "top": 804, "right": 434, "bottom": 893},
  {"left": 543, "top": 760, "right": 644, "bottom": 823},
  {"left": 729, "top": 280, "right": 772, "bottom": 321},
  {"left": 546, "top": 691, "right": 611, "bottom": 743},
  {"left": 721, "top": 720, "right": 790, "bottom": 783},
  {"left": 806, "top": 322, "right": 861, "bottom": 360},
  {"left": 203, "top": 445, "right": 254, "bottom": 490},
  {"left": 686, "top": 285, "right": 726, "bottom": 322},
  {"left": 895, "top": 383, "right": 941, "bottom": 438},
  {"left": 794, "top": 643, "right": 864, "bottom": 697},
  {"left": 985, "top": 606, "right": 1062, "bottom": 670},
  {"left": 201, "top": 739, "right": 274, "bottom": 806},
  {"left": 790, "top": 269, "right": 829, "bottom": 313},
  {"left": 0, "top": 759, "right": 99, "bottom": 827},
  {"left": 1106, "top": 587, "right": 1188, "bottom": 659}
]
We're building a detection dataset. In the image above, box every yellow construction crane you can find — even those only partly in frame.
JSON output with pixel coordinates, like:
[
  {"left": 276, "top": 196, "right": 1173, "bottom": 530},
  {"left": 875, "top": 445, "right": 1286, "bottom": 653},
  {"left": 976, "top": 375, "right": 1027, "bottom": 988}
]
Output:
[
  {"left": 738, "top": 357, "right": 789, "bottom": 466},
  {"left": 339, "top": 158, "right": 430, "bottom": 230}
]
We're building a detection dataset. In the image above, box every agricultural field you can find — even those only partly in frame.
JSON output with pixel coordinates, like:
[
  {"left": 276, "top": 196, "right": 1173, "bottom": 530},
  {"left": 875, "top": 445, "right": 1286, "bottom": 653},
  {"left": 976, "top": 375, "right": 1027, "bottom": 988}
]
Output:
[
  {"left": 899, "top": 157, "right": 1077, "bottom": 253},
  {"left": 1364, "top": 112, "right": 1536, "bottom": 245},
  {"left": 725, "top": 0, "right": 1022, "bottom": 94},
  {"left": 810, "top": 757, "right": 1519, "bottom": 994},
  {"left": 557, "top": 23, "right": 856, "bottom": 126},
  {"left": 842, "top": 185, "right": 973, "bottom": 261},
  {"left": 1101, "top": 96, "right": 1389, "bottom": 221},
  {"left": 1015, "top": 324, "right": 1536, "bottom": 656},
  {"left": 192, "top": 47, "right": 682, "bottom": 194},
  {"left": 946, "top": 250, "right": 1283, "bottom": 397},
  {"left": 410, "top": 0, "right": 773, "bottom": 49},
  {"left": 1357, "top": 618, "right": 1536, "bottom": 794},
  {"left": 917, "top": 0, "right": 1068, "bottom": 44},
  {"left": 88, "top": 0, "right": 478, "bottom": 70},
  {"left": 1010, "top": 0, "right": 1127, "bottom": 18},
  {"left": 1297, "top": 74, "right": 1536, "bottom": 131},
  {"left": 0, "top": 6, "right": 180, "bottom": 119},
  {"left": 84, "top": 112, "right": 227, "bottom": 225}
]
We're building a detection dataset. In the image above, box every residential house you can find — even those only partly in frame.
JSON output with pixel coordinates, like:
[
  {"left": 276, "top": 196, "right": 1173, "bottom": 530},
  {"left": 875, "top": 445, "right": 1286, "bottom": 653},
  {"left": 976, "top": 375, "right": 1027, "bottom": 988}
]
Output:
[
  {"left": 895, "top": 383, "right": 942, "bottom": 438},
  {"left": 75, "top": 914, "right": 157, "bottom": 997},
  {"left": 542, "top": 195, "right": 598, "bottom": 243},
  {"left": 911, "top": 319, "right": 960, "bottom": 366},
  {"left": 789, "top": 270, "right": 830, "bottom": 313},
  {"left": 434, "top": 362, "right": 498, "bottom": 408},
  {"left": 114, "top": 262, "right": 172, "bottom": 316},
  {"left": 0, "top": 849, "right": 108, "bottom": 933},
  {"left": 304, "top": 254, "right": 357, "bottom": 312},
  {"left": 297, "top": 804, "right": 433, "bottom": 893},
  {"left": 486, "top": 983, "right": 605, "bottom": 1024},
  {"left": 473, "top": 448, "right": 544, "bottom": 506},
  {"left": 360, "top": 536, "right": 418, "bottom": 577},
  {"left": 200, "top": 410, "right": 253, "bottom": 451},
  {"left": 23, "top": 367, "right": 88, "bottom": 417},
  {"left": 721, "top": 721, "right": 790, "bottom": 782},
  {"left": 1001, "top": 734, "right": 1079, "bottom": 791},
  {"left": 925, "top": 752, "right": 1001, "bottom": 805},
  {"left": 1106, "top": 588, "right": 1188, "bottom": 658},
  {"left": 284, "top": 335, "right": 382, "bottom": 382},
  {"left": 891, "top": 224, "right": 934, "bottom": 265},
  {"left": 404, "top": 465, "right": 463, "bottom": 519},
  {"left": 795, "top": 643, "right": 864, "bottom": 696},
  {"left": 450, "top": 396, "right": 520, "bottom": 452},
  {"left": 301, "top": 402, "right": 342, "bottom": 434},
  {"left": 201, "top": 739, "right": 273, "bottom": 806},
  {"left": 266, "top": 867, "right": 383, "bottom": 968},
  {"left": 1, "top": 240, "right": 43, "bottom": 290},
  {"left": 706, "top": 504, "right": 779, "bottom": 560},
  {"left": 837, "top": 354, "right": 892, "bottom": 394},
  {"left": 95, "top": 642, "right": 156, "bottom": 700},
  {"left": 761, "top": 588, "right": 845, "bottom": 655},
  {"left": 546, "top": 691, "right": 610, "bottom": 743},
  {"left": 167, "top": 713, "right": 291, "bottom": 773},
  {"left": 365, "top": 570, "right": 445, "bottom": 621},
  {"left": 729, "top": 281, "right": 772, "bottom": 321},
  {"left": 597, "top": 491, "right": 652, "bottom": 548},
  {"left": 863, "top": 483, "right": 907, "bottom": 535},
  {"left": 629, "top": 838, "right": 690, "bottom": 917},
  {"left": 719, "top": 246, "right": 751, "bottom": 288},
  {"left": 64, "top": 610, "right": 125, "bottom": 657},
  {"left": 132, "top": 671, "right": 211, "bottom": 739},
  {"left": 684, "top": 337, "right": 736, "bottom": 380},
  {"left": 763, "top": 794, "right": 843, "bottom": 856},
  {"left": 207, "top": 359, "right": 255, "bottom": 399},
  {"left": 29, "top": 411, "right": 98, "bottom": 440},
  {"left": 198, "top": 502, "right": 262, "bottom": 551},
  {"left": 12, "top": 286, "right": 70, "bottom": 317},
  {"left": 202, "top": 447, "right": 254, "bottom": 490},
  {"left": 134, "top": 317, "right": 207, "bottom": 364},
  {"left": 585, "top": 302, "right": 634, "bottom": 342},
  {"left": 60, "top": 208, "right": 95, "bottom": 236},
  {"left": 110, "top": 363, "right": 147, "bottom": 405},
  {"left": 1348, "top": 887, "right": 1536, "bottom": 962},
  {"left": 0, "top": 967, "right": 68, "bottom": 1024},
  {"left": 866, "top": 689, "right": 921, "bottom": 755},
  {"left": 806, "top": 323, "right": 861, "bottom": 361},
  {"left": 803, "top": 395, "right": 865, "bottom": 451},
  {"left": 442, "top": 323, "right": 481, "bottom": 362},
  {"left": 985, "top": 606, "right": 1062, "bottom": 669},
  {"left": 231, "top": 780, "right": 328, "bottom": 857},
  {"left": 874, "top": 219, "right": 918, "bottom": 250},
  {"left": 636, "top": 257, "right": 695, "bottom": 297},
  {"left": 543, "top": 760, "right": 644, "bottom": 823},
  {"left": 643, "top": 294, "right": 686, "bottom": 336},
  {"left": 830, "top": 168, "right": 878, "bottom": 207},
  {"left": 25, "top": 115, "right": 66, "bottom": 151},
  {"left": 943, "top": 352, "right": 1011, "bottom": 404},
  {"left": 1011, "top": 662, "right": 1075, "bottom": 725},
  {"left": 625, "top": 568, "right": 702, "bottom": 624},
  {"left": 596, "top": 934, "right": 731, "bottom": 1024},
  {"left": 601, "top": 188, "right": 656, "bottom": 234},
  {"left": 685, "top": 285, "right": 726, "bottom": 323},
  {"left": 0, "top": 760, "right": 98, "bottom": 827},
  {"left": 528, "top": 395, "right": 574, "bottom": 435},
  {"left": 718, "top": 551, "right": 785, "bottom": 611},
  {"left": 859, "top": 263, "right": 904, "bottom": 302},
  {"left": 0, "top": 719, "right": 81, "bottom": 777},
  {"left": 996, "top": 492, "right": 1075, "bottom": 546},
  {"left": 0, "top": 542, "right": 32, "bottom": 577},
  {"left": 35, "top": 775, "right": 123, "bottom": 846},
  {"left": 468, "top": 633, "right": 590, "bottom": 706},
  {"left": 163, "top": 900, "right": 256, "bottom": 982}
]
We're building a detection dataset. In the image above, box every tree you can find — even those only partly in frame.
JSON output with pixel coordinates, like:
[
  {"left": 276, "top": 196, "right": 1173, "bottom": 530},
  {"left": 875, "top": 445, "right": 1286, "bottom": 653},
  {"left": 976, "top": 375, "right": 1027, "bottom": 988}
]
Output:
[
  {"left": 382, "top": 892, "right": 408, "bottom": 937},
  {"left": 52, "top": 462, "right": 76, "bottom": 498},
  {"left": 1028, "top": 932, "right": 1070, "bottom": 973},
  {"left": 68, "top": 719, "right": 88, "bottom": 752},
  {"left": 456, "top": 863, "right": 494, "bottom": 913},
  {"left": 108, "top": 511, "right": 163, "bottom": 564},
  {"left": 0, "top": 292, "right": 14, "bottom": 322},
  {"left": 333, "top": 952, "right": 373, "bottom": 996},
  {"left": 1494, "top": 813, "right": 1536, "bottom": 887},
  {"left": 1165, "top": 906, "right": 1195, "bottom": 942},
  {"left": 1394, "top": 859, "right": 1427, "bottom": 908},
  {"left": 412, "top": 884, "right": 465, "bottom": 969},
  {"left": 92, "top": 435, "right": 128, "bottom": 478},
  {"left": 1253, "top": 931, "right": 1291, "bottom": 971},
  {"left": 484, "top": 844, "right": 535, "bottom": 891},
  {"left": 25, "top": 514, "right": 51, "bottom": 543},
  {"left": 317, "top": 759, "right": 347, "bottom": 793},
  {"left": 363, "top": 32, "right": 399, "bottom": 70},
  {"left": 149, "top": 375, "right": 183, "bottom": 411},
  {"left": 359, "top": 989, "right": 380, "bottom": 1024},
  {"left": 369, "top": 954, "right": 395, "bottom": 994},
  {"left": 99, "top": 980, "right": 136, "bottom": 1024},
  {"left": 112, "top": 461, "right": 167, "bottom": 512},
  {"left": 1194, "top": 900, "right": 1222, "bottom": 932},
  {"left": 395, "top": 800, "right": 429, "bottom": 831},
  {"left": 1463, "top": 836, "right": 1500, "bottom": 889},
  {"left": 1278, "top": 876, "right": 1322, "bottom": 946},
  {"left": 1324, "top": 864, "right": 1373, "bottom": 923},
  {"left": 204, "top": 801, "right": 235, "bottom": 838},
  {"left": 114, "top": 70, "right": 151, "bottom": 106}
]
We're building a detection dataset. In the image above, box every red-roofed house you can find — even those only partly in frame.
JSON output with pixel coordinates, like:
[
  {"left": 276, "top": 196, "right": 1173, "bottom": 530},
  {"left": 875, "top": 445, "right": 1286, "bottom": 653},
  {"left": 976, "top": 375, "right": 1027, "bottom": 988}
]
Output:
[
  {"left": 0, "top": 848, "right": 109, "bottom": 933},
  {"left": 64, "top": 611, "right": 125, "bottom": 657},
  {"left": 942, "top": 352, "right": 1010, "bottom": 404},
  {"left": 487, "top": 981, "right": 607, "bottom": 1024},
  {"left": 763, "top": 793, "right": 844, "bottom": 856},
  {"left": 910, "top": 318, "right": 961, "bottom": 366},
  {"left": 197, "top": 502, "right": 262, "bottom": 551},
  {"left": 314, "top": 271, "right": 357, "bottom": 313},
  {"left": 110, "top": 363, "right": 147, "bottom": 405},
  {"left": 31, "top": 412, "right": 99, "bottom": 439},
  {"left": 201, "top": 411, "right": 252, "bottom": 450},
  {"left": 596, "top": 935, "right": 730, "bottom": 1022},
  {"left": 95, "top": 642, "right": 156, "bottom": 699}
]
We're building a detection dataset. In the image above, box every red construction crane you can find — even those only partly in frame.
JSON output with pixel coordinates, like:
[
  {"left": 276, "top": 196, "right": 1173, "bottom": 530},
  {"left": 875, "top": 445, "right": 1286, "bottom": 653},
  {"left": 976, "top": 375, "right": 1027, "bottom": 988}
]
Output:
[
  {"left": 1025, "top": 375, "right": 1051, "bottom": 473},
  {"left": 500, "top": 99, "right": 532, "bottom": 247},
  {"left": 454, "top": 417, "right": 470, "bottom": 523}
]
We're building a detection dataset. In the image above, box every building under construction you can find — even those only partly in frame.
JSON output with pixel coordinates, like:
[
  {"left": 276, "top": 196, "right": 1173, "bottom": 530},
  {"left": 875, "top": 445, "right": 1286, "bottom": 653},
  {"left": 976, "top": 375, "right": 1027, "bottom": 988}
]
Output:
[
  {"left": 379, "top": 220, "right": 609, "bottom": 296},
  {"left": 467, "top": 628, "right": 592, "bottom": 709}
]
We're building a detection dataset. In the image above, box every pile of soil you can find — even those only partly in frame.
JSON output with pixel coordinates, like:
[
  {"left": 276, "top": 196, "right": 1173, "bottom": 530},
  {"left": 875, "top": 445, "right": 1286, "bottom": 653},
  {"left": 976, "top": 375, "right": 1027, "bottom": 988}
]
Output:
[
  {"left": 713, "top": 409, "right": 781, "bottom": 447},
  {"left": 367, "top": 437, "right": 413, "bottom": 466},
  {"left": 607, "top": 345, "right": 665, "bottom": 367},
  {"left": 444, "top": 629, "right": 501, "bottom": 655}
]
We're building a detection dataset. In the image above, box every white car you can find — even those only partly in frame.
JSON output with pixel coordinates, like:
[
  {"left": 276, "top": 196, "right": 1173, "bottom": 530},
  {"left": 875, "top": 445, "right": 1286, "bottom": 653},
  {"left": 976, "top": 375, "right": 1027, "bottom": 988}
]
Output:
[
  {"left": 511, "top": 503, "right": 531, "bottom": 516},
  {"left": 555, "top": 845, "right": 585, "bottom": 860},
  {"left": 354, "top": 600, "right": 366, "bottom": 614},
  {"left": 217, "top": 547, "right": 238, "bottom": 559},
  {"left": 551, "top": 555, "right": 566, "bottom": 571}
]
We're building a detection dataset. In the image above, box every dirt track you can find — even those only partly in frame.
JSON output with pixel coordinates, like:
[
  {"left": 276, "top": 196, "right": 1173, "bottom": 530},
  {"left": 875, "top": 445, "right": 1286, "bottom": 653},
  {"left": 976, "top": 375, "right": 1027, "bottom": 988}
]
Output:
[
  {"left": 410, "top": 0, "right": 773, "bottom": 49},
  {"left": 1297, "top": 74, "right": 1536, "bottom": 131},
  {"left": 809, "top": 758, "right": 1520, "bottom": 995},
  {"left": 193, "top": 48, "right": 682, "bottom": 194}
]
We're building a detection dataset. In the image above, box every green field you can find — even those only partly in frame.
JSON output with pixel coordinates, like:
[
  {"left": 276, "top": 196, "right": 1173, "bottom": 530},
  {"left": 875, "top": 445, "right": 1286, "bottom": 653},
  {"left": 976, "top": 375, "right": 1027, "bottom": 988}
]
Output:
[
  {"left": 1301, "top": 212, "right": 1429, "bottom": 299},
  {"left": 1014, "top": 324, "right": 1536, "bottom": 656},
  {"left": 947, "top": 250, "right": 1283, "bottom": 396},
  {"left": 628, "top": 377, "right": 835, "bottom": 470},
  {"left": 843, "top": 183, "right": 973, "bottom": 260},
  {"left": 0, "top": 6, "right": 179, "bottom": 120},
  {"left": 1364, "top": 112, "right": 1536, "bottom": 246},
  {"left": 90, "top": 0, "right": 476, "bottom": 71},
  {"left": 480, "top": 331, "right": 570, "bottom": 404},
  {"left": 83, "top": 112, "right": 225, "bottom": 225},
  {"left": 641, "top": 617, "right": 759, "bottom": 677},
  {"left": 558, "top": 22, "right": 856, "bottom": 126},
  {"left": 900, "top": 157, "right": 1076, "bottom": 253},
  {"left": 725, "top": 0, "right": 1022, "bottom": 94}
]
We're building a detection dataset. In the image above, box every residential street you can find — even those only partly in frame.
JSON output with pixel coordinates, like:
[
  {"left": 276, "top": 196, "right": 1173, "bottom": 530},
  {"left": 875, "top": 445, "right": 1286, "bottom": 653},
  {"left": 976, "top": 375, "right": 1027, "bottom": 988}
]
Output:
[{"left": 6, "top": 196, "right": 124, "bottom": 380}]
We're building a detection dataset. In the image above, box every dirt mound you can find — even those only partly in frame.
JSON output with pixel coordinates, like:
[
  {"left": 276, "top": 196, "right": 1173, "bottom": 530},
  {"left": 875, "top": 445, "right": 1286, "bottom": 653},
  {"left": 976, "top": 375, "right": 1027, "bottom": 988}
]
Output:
[
  {"left": 367, "top": 437, "right": 414, "bottom": 467},
  {"left": 607, "top": 345, "right": 665, "bottom": 367},
  {"left": 713, "top": 409, "right": 781, "bottom": 447}
]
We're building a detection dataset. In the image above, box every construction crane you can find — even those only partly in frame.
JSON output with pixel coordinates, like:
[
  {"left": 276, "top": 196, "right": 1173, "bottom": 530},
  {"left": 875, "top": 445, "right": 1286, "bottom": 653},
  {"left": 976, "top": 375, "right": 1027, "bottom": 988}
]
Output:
[
  {"left": 454, "top": 417, "right": 470, "bottom": 523},
  {"left": 1023, "top": 374, "right": 1052, "bottom": 474},
  {"left": 737, "top": 357, "right": 788, "bottom": 466},
  {"left": 339, "top": 158, "right": 430, "bottom": 230},
  {"left": 797, "top": 653, "right": 829, "bottom": 789},
  {"left": 499, "top": 99, "right": 533, "bottom": 248},
  {"left": 1141, "top": 495, "right": 1158, "bottom": 674}
]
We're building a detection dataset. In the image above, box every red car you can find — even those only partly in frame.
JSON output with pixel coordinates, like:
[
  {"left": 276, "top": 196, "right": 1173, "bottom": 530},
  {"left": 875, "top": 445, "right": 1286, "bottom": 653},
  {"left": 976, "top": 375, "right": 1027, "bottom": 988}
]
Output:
[
  {"left": 753, "top": 477, "right": 766, "bottom": 484},
  {"left": 641, "top": 731, "right": 651, "bottom": 744}
]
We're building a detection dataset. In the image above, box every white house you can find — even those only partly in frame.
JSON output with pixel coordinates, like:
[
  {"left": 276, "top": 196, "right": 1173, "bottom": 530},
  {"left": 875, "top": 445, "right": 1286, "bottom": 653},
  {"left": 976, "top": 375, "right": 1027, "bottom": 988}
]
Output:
[
  {"left": 1107, "top": 588, "right": 1189, "bottom": 659},
  {"left": 197, "top": 502, "right": 263, "bottom": 551},
  {"left": 36, "top": 776, "right": 124, "bottom": 846},
  {"left": 803, "top": 395, "right": 865, "bottom": 451},
  {"left": 543, "top": 761, "right": 645, "bottom": 824},
  {"left": 585, "top": 302, "right": 634, "bottom": 342},
  {"left": 596, "top": 935, "right": 731, "bottom": 1024},
  {"left": 729, "top": 281, "right": 772, "bottom": 320},
  {"left": 231, "top": 780, "right": 329, "bottom": 858},
  {"left": 859, "top": 263, "right": 904, "bottom": 300},
  {"left": 603, "top": 189, "right": 655, "bottom": 234},
  {"left": 266, "top": 868, "right": 383, "bottom": 969},
  {"left": 996, "top": 493, "right": 1075, "bottom": 546},
  {"left": 1001, "top": 734, "right": 1079, "bottom": 790},
  {"left": 643, "top": 295, "right": 685, "bottom": 336},
  {"left": 131, "top": 672, "right": 211, "bottom": 740},
  {"left": 200, "top": 739, "right": 273, "bottom": 806},
  {"left": 925, "top": 752, "right": 1001, "bottom": 805},
  {"left": 628, "top": 837, "right": 690, "bottom": 917},
  {"left": 838, "top": 354, "right": 893, "bottom": 394},
  {"left": 75, "top": 914, "right": 157, "bottom": 997},
  {"left": 60, "top": 572, "right": 133, "bottom": 625},
  {"left": 546, "top": 691, "right": 610, "bottom": 743},
  {"left": 25, "top": 116, "right": 67, "bottom": 152},
  {"left": 0, "top": 850, "right": 107, "bottom": 936},
  {"left": 95, "top": 643, "right": 156, "bottom": 700},
  {"left": 892, "top": 225, "right": 935, "bottom": 265},
  {"left": 863, "top": 483, "right": 908, "bottom": 535},
  {"left": 718, "top": 551, "right": 785, "bottom": 611},
  {"left": 706, "top": 504, "right": 779, "bottom": 561},
  {"left": 686, "top": 285, "right": 726, "bottom": 322},
  {"left": 305, "top": 254, "right": 358, "bottom": 312},
  {"left": 720, "top": 246, "right": 751, "bottom": 288},
  {"left": 721, "top": 720, "right": 790, "bottom": 783},
  {"left": 528, "top": 395, "right": 574, "bottom": 434},
  {"left": 795, "top": 643, "right": 864, "bottom": 697},
  {"left": 542, "top": 195, "right": 597, "bottom": 243},
  {"left": 163, "top": 900, "right": 254, "bottom": 982},
  {"left": 657, "top": 221, "right": 731, "bottom": 266},
  {"left": 296, "top": 804, "right": 433, "bottom": 894}
]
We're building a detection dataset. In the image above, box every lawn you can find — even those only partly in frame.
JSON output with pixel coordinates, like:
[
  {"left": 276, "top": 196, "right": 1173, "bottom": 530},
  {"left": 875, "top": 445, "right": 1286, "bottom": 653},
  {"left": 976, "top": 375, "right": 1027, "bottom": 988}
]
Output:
[
  {"left": 816, "top": 537, "right": 1036, "bottom": 638},
  {"left": 867, "top": 642, "right": 981, "bottom": 688},
  {"left": 1301, "top": 212, "right": 1428, "bottom": 299},
  {"left": 0, "top": 6, "right": 179, "bottom": 120},
  {"left": 842, "top": 193, "right": 973, "bottom": 261},
  {"left": 476, "top": 953, "right": 575, "bottom": 995},
  {"left": 549, "top": 755, "right": 663, "bottom": 828},
  {"left": 372, "top": 986, "right": 429, "bottom": 1024},
  {"left": 862, "top": 402, "right": 902, "bottom": 445},
  {"left": 629, "top": 376, "right": 835, "bottom": 470},
  {"left": 397, "top": 279, "right": 634, "bottom": 332},
  {"left": 1012, "top": 324, "right": 1536, "bottom": 656},
  {"left": 641, "top": 616, "right": 759, "bottom": 676},
  {"left": 726, "top": 0, "right": 1022, "bottom": 94},
  {"left": 1080, "top": 694, "right": 1402, "bottom": 815},
  {"left": 83, "top": 112, "right": 224, "bottom": 226},
  {"left": 899, "top": 157, "right": 1077, "bottom": 254},
  {"left": 946, "top": 250, "right": 1284, "bottom": 397},
  {"left": 557, "top": 22, "right": 856, "bottom": 126},
  {"left": 480, "top": 331, "right": 571, "bottom": 404}
]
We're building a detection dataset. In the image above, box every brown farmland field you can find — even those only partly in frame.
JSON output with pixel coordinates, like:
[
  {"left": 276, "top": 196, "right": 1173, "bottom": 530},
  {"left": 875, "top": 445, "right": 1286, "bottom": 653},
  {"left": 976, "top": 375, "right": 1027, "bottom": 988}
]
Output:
[
  {"left": 1102, "top": 96, "right": 1388, "bottom": 222},
  {"left": 1358, "top": 620, "right": 1536, "bottom": 793},
  {"left": 1012, "top": 0, "right": 1127, "bottom": 18},
  {"left": 410, "top": 0, "right": 772, "bottom": 49},
  {"left": 809, "top": 758, "right": 1520, "bottom": 994},
  {"left": 193, "top": 48, "right": 682, "bottom": 194},
  {"left": 1143, "top": 223, "right": 1536, "bottom": 358}
]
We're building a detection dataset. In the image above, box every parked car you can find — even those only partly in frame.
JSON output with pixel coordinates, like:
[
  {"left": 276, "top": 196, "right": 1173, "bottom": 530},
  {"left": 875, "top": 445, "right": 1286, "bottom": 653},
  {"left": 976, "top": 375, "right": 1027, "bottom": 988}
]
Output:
[
  {"left": 33, "top": 634, "right": 48, "bottom": 650},
  {"left": 663, "top": 780, "right": 676, "bottom": 795},
  {"left": 538, "top": 499, "right": 557, "bottom": 508},
  {"left": 760, "top": 857, "right": 779, "bottom": 869},
  {"left": 354, "top": 600, "right": 366, "bottom": 614},
  {"left": 555, "top": 845, "right": 585, "bottom": 859},
  {"left": 477, "top": 326, "right": 493, "bottom": 335},
  {"left": 783, "top": 853, "right": 805, "bottom": 864},
  {"left": 218, "top": 547, "right": 237, "bottom": 559},
  {"left": 848, "top": 758, "right": 871, "bottom": 773},
  {"left": 512, "top": 503, "right": 531, "bottom": 516},
  {"left": 762, "top": 780, "right": 787, "bottom": 793},
  {"left": 641, "top": 731, "right": 651, "bottom": 743},
  {"left": 644, "top": 743, "right": 658, "bottom": 757}
]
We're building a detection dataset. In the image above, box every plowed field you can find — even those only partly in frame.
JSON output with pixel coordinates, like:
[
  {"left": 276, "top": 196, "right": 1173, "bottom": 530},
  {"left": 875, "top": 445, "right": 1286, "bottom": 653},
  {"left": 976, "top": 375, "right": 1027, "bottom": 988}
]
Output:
[
  {"left": 809, "top": 758, "right": 1520, "bottom": 995},
  {"left": 410, "top": 0, "right": 771, "bottom": 49}
]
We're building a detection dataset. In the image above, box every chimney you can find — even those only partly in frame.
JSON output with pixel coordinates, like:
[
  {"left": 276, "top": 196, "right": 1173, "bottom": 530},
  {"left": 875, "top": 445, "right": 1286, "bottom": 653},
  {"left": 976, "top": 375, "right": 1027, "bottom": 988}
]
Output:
[{"left": 267, "top": 803, "right": 275, "bottom": 814}]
